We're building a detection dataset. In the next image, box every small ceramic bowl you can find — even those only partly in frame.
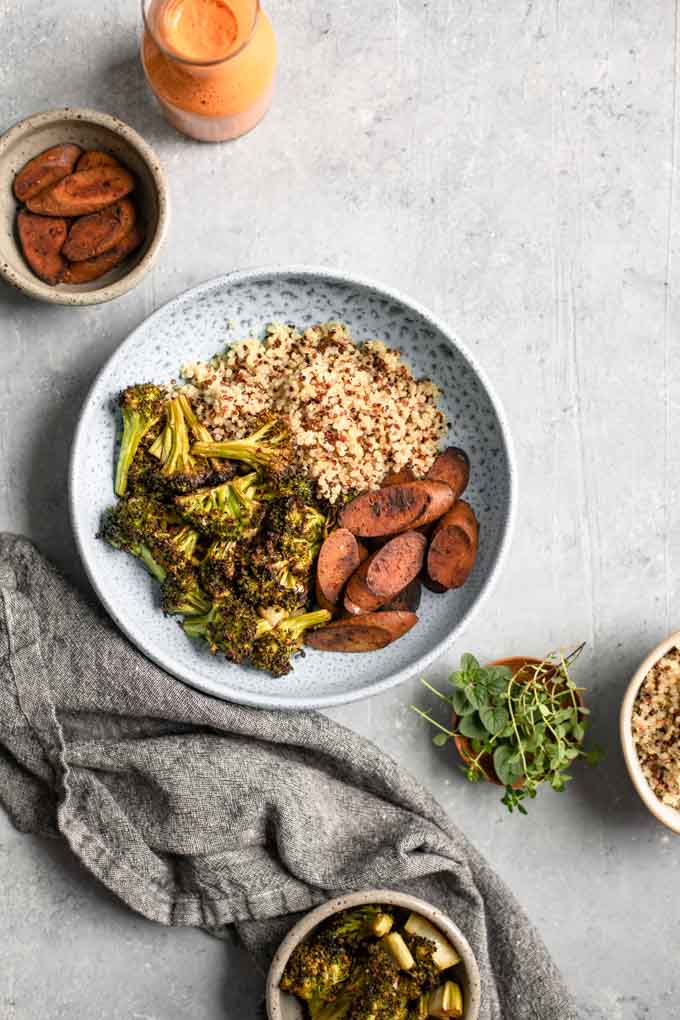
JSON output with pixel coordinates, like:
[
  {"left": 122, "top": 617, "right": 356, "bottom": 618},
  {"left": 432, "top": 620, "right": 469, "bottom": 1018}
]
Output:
[
  {"left": 266, "top": 889, "right": 482, "bottom": 1020},
  {"left": 0, "top": 107, "right": 169, "bottom": 305},
  {"left": 620, "top": 631, "right": 680, "bottom": 834}
]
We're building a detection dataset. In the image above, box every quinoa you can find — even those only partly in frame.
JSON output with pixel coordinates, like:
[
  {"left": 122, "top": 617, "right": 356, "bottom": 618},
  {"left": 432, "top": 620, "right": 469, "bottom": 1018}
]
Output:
[
  {"left": 180, "top": 321, "right": 447, "bottom": 503},
  {"left": 632, "top": 647, "right": 680, "bottom": 809}
]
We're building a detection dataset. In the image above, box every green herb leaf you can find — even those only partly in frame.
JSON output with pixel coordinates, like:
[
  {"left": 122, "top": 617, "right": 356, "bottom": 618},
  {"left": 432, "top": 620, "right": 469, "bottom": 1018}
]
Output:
[
  {"left": 432, "top": 733, "right": 449, "bottom": 747},
  {"left": 484, "top": 665, "right": 513, "bottom": 692},
  {"left": 493, "top": 745, "right": 523, "bottom": 786},
  {"left": 479, "top": 703, "right": 510, "bottom": 735},
  {"left": 460, "top": 653, "right": 480, "bottom": 673},
  {"left": 458, "top": 712, "right": 489, "bottom": 741},
  {"left": 451, "top": 687, "right": 476, "bottom": 716}
]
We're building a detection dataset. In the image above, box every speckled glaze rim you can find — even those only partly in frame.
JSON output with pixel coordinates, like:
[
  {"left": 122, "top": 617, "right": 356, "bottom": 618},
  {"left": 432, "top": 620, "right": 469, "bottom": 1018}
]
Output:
[
  {"left": 265, "top": 889, "right": 482, "bottom": 1020},
  {"left": 620, "top": 631, "right": 680, "bottom": 834},
  {"left": 69, "top": 266, "right": 517, "bottom": 709},
  {"left": 0, "top": 107, "right": 169, "bottom": 306}
]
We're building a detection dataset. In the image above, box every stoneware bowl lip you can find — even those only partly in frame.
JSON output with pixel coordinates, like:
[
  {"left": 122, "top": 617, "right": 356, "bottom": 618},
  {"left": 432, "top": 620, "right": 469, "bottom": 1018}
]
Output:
[
  {"left": 620, "top": 630, "right": 680, "bottom": 834},
  {"left": 68, "top": 264, "right": 517, "bottom": 710},
  {"left": 265, "top": 888, "right": 482, "bottom": 1020},
  {"left": 0, "top": 106, "right": 169, "bottom": 306}
]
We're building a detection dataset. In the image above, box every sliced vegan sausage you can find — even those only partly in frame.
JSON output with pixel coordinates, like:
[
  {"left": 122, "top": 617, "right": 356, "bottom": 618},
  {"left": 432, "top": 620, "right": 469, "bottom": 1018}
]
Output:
[
  {"left": 61, "top": 223, "right": 144, "bottom": 283},
  {"left": 315, "top": 528, "right": 362, "bottom": 611},
  {"left": 407, "top": 481, "right": 456, "bottom": 530},
  {"left": 436, "top": 500, "right": 479, "bottom": 545},
  {"left": 381, "top": 577, "right": 422, "bottom": 613},
  {"left": 76, "top": 150, "right": 123, "bottom": 172},
  {"left": 381, "top": 466, "right": 416, "bottom": 486},
  {"left": 426, "top": 501, "right": 480, "bottom": 589},
  {"left": 26, "top": 166, "right": 135, "bottom": 216},
  {"left": 365, "top": 530, "right": 426, "bottom": 596},
  {"left": 13, "top": 143, "right": 82, "bottom": 203},
  {"left": 427, "top": 524, "right": 476, "bottom": 589},
  {"left": 344, "top": 559, "right": 384, "bottom": 613},
  {"left": 17, "top": 209, "right": 68, "bottom": 284},
  {"left": 345, "top": 531, "right": 426, "bottom": 613},
  {"left": 341, "top": 481, "right": 456, "bottom": 537},
  {"left": 340, "top": 482, "right": 430, "bottom": 537},
  {"left": 62, "top": 197, "right": 136, "bottom": 261},
  {"left": 305, "top": 611, "right": 418, "bottom": 652},
  {"left": 426, "top": 447, "right": 470, "bottom": 499}
]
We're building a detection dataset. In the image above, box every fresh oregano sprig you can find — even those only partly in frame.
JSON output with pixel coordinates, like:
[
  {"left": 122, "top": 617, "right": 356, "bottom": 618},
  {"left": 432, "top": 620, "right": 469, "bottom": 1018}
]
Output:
[{"left": 412, "top": 647, "right": 603, "bottom": 814}]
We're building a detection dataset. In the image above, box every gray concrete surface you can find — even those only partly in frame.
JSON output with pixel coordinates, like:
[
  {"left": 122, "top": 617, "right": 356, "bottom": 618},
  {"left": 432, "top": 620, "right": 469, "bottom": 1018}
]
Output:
[{"left": 1, "top": 0, "right": 679, "bottom": 1017}]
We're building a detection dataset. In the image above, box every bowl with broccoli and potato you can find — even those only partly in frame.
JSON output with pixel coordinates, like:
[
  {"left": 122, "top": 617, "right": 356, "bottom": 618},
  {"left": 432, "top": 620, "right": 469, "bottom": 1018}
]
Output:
[{"left": 266, "top": 890, "right": 481, "bottom": 1020}]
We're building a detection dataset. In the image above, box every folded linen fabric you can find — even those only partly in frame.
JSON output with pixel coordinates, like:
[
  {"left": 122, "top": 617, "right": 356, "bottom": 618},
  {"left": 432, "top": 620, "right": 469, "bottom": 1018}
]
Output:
[{"left": 0, "top": 534, "right": 576, "bottom": 1019}]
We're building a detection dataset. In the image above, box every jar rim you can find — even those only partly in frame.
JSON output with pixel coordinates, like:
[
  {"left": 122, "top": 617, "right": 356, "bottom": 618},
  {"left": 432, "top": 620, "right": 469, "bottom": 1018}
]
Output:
[{"left": 141, "top": 0, "right": 260, "bottom": 67}]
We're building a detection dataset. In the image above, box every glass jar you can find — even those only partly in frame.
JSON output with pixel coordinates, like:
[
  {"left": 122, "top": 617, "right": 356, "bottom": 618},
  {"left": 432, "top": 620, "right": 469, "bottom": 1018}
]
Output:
[{"left": 141, "top": 0, "right": 277, "bottom": 142}]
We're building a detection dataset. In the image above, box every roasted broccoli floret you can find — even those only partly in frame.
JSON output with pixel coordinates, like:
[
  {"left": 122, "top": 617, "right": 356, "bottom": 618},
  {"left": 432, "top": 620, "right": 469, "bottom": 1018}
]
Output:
[
  {"left": 149, "top": 396, "right": 214, "bottom": 494},
  {"left": 313, "top": 943, "right": 409, "bottom": 1020},
  {"left": 175, "top": 472, "right": 266, "bottom": 538},
  {"left": 280, "top": 939, "right": 352, "bottom": 1015},
  {"left": 191, "top": 413, "right": 293, "bottom": 477},
  {"left": 174, "top": 393, "right": 238, "bottom": 483},
  {"left": 268, "top": 497, "right": 326, "bottom": 573},
  {"left": 161, "top": 568, "right": 212, "bottom": 617},
  {"left": 250, "top": 609, "right": 331, "bottom": 676},
  {"left": 114, "top": 384, "right": 165, "bottom": 497},
  {"left": 183, "top": 594, "right": 271, "bottom": 662},
  {"left": 239, "top": 496, "right": 326, "bottom": 609},
  {"left": 99, "top": 498, "right": 167, "bottom": 583},
  {"left": 152, "top": 523, "right": 201, "bottom": 575},
  {"left": 320, "top": 907, "right": 394, "bottom": 948},
  {"left": 199, "top": 538, "right": 240, "bottom": 598}
]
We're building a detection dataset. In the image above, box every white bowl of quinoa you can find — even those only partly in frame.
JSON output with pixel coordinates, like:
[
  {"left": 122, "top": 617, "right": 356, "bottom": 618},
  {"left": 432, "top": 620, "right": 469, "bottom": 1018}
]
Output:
[
  {"left": 620, "top": 632, "right": 680, "bottom": 833},
  {"left": 70, "top": 267, "right": 516, "bottom": 710}
]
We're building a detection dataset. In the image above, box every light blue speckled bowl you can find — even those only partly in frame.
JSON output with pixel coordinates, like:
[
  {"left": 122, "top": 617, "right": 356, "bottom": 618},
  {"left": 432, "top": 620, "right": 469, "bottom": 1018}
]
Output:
[{"left": 69, "top": 267, "right": 516, "bottom": 710}]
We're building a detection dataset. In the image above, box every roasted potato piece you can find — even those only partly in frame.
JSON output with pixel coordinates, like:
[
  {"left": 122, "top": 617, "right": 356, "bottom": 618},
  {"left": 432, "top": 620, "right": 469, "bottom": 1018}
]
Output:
[
  {"left": 62, "top": 197, "right": 136, "bottom": 261},
  {"left": 26, "top": 166, "right": 135, "bottom": 216},
  {"left": 13, "top": 143, "right": 82, "bottom": 203},
  {"left": 61, "top": 222, "right": 144, "bottom": 284},
  {"left": 76, "top": 150, "right": 123, "bottom": 172},
  {"left": 315, "top": 527, "right": 362, "bottom": 612},
  {"left": 16, "top": 209, "right": 68, "bottom": 284},
  {"left": 426, "top": 446, "right": 470, "bottom": 499},
  {"left": 305, "top": 610, "right": 418, "bottom": 652}
]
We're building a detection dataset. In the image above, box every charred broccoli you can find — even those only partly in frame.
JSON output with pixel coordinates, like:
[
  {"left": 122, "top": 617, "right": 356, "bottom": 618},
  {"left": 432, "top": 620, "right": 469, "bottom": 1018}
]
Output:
[
  {"left": 114, "top": 384, "right": 165, "bottom": 497},
  {"left": 249, "top": 609, "right": 331, "bottom": 676},
  {"left": 161, "top": 568, "right": 212, "bottom": 617},
  {"left": 313, "top": 942, "right": 409, "bottom": 1020},
  {"left": 239, "top": 496, "right": 326, "bottom": 610},
  {"left": 191, "top": 413, "right": 293, "bottom": 477},
  {"left": 280, "top": 939, "right": 352, "bottom": 1016},
  {"left": 175, "top": 472, "right": 266, "bottom": 538},
  {"left": 183, "top": 594, "right": 272, "bottom": 662},
  {"left": 199, "top": 539, "right": 239, "bottom": 598},
  {"left": 320, "top": 906, "right": 394, "bottom": 947},
  {"left": 99, "top": 496, "right": 168, "bottom": 583},
  {"left": 149, "top": 396, "right": 214, "bottom": 493}
]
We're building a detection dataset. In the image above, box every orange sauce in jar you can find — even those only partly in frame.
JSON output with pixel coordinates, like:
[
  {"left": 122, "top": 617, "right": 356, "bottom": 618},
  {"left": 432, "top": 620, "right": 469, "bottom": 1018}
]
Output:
[{"left": 141, "top": 0, "right": 277, "bottom": 141}]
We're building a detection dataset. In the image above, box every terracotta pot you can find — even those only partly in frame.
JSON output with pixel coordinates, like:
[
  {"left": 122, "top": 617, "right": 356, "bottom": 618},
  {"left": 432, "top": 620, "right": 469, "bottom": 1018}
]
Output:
[{"left": 452, "top": 656, "right": 585, "bottom": 787}]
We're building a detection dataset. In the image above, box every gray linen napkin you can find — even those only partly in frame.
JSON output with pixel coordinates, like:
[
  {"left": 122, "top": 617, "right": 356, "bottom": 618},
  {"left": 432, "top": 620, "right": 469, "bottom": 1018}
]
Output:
[{"left": 0, "top": 534, "right": 575, "bottom": 1019}]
